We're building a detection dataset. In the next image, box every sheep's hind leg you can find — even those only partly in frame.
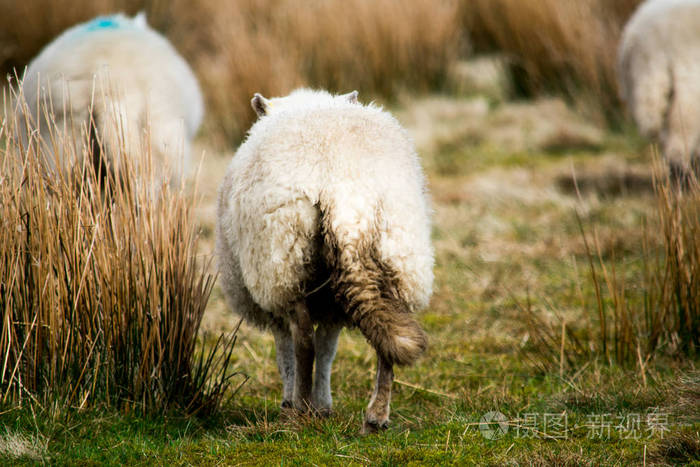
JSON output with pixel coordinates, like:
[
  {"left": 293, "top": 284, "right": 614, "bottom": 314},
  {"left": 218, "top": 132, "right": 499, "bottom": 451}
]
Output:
[
  {"left": 312, "top": 322, "right": 342, "bottom": 415},
  {"left": 272, "top": 324, "right": 295, "bottom": 409},
  {"left": 363, "top": 353, "right": 394, "bottom": 433},
  {"left": 290, "top": 301, "right": 315, "bottom": 412}
]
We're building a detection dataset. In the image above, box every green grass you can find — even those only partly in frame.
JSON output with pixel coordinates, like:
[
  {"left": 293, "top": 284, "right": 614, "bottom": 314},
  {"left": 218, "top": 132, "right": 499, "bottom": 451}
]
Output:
[
  {"left": 1, "top": 356, "right": 694, "bottom": 465},
  {"left": 2, "top": 95, "right": 699, "bottom": 465}
]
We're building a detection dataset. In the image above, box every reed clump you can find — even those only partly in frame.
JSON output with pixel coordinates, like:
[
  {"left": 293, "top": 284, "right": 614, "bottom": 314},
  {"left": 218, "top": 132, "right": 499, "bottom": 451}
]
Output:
[
  {"left": 0, "top": 91, "right": 242, "bottom": 414},
  {"left": 523, "top": 161, "right": 699, "bottom": 371}
]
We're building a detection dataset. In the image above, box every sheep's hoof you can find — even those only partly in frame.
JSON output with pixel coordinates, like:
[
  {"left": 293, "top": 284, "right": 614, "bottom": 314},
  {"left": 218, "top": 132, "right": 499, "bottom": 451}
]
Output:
[{"left": 362, "top": 417, "right": 389, "bottom": 434}]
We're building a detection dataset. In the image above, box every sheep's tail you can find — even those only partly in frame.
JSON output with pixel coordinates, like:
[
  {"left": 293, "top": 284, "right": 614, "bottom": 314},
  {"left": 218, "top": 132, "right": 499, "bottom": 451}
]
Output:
[{"left": 320, "top": 203, "right": 427, "bottom": 366}]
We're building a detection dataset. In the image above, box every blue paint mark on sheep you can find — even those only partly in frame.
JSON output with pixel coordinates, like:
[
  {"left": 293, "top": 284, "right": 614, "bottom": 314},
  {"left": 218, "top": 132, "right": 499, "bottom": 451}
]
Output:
[{"left": 84, "top": 17, "right": 122, "bottom": 32}]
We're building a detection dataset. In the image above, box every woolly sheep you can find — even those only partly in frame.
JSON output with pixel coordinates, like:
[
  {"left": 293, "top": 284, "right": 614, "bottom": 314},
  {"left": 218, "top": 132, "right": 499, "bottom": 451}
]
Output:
[
  {"left": 618, "top": 0, "right": 700, "bottom": 178},
  {"left": 216, "top": 88, "right": 434, "bottom": 432},
  {"left": 19, "top": 13, "right": 203, "bottom": 183}
]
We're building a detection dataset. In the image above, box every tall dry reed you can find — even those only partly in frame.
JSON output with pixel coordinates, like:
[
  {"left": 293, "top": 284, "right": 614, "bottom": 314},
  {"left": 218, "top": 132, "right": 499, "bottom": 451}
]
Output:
[
  {"left": 653, "top": 169, "right": 700, "bottom": 356},
  {"left": 189, "top": 0, "right": 461, "bottom": 144},
  {"left": 0, "top": 90, "right": 242, "bottom": 414},
  {"left": 523, "top": 161, "right": 699, "bottom": 371},
  {"left": 1, "top": 0, "right": 650, "bottom": 139},
  {"left": 0, "top": 0, "right": 461, "bottom": 145},
  {"left": 461, "top": 0, "right": 643, "bottom": 118},
  {"left": 576, "top": 163, "right": 699, "bottom": 364}
]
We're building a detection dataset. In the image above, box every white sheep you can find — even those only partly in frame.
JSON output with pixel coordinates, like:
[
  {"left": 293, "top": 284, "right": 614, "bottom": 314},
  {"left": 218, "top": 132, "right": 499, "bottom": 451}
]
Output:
[
  {"left": 216, "top": 88, "right": 434, "bottom": 432},
  {"left": 19, "top": 13, "right": 203, "bottom": 183},
  {"left": 618, "top": 0, "right": 700, "bottom": 178}
]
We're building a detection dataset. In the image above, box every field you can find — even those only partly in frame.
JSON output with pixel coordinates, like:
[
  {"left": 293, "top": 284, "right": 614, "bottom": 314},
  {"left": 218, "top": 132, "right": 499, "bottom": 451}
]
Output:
[
  {"left": 2, "top": 81, "right": 698, "bottom": 464},
  {"left": 1, "top": 1, "right": 699, "bottom": 465}
]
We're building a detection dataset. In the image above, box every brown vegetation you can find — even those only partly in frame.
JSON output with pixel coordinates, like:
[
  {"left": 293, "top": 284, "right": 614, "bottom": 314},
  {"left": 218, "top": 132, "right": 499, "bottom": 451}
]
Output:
[
  {"left": 167, "top": 0, "right": 461, "bottom": 145},
  {"left": 460, "top": 0, "right": 643, "bottom": 117},
  {"left": 0, "top": 0, "right": 460, "bottom": 145},
  {"left": 0, "top": 0, "right": 650, "bottom": 139},
  {"left": 523, "top": 160, "right": 700, "bottom": 371},
  {"left": 0, "top": 93, "right": 241, "bottom": 414}
]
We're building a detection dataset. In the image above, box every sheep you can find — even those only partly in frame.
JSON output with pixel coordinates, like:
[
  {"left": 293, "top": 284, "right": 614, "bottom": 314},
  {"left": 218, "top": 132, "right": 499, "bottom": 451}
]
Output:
[
  {"left": 19, "top": 12, "right": 203, "bottom": 184},
  {"left": 216, "top": 88, "right": 434, "bottom": 432},
  {"left": 617, "top": 0, "right": 700, "bottom": 180}
]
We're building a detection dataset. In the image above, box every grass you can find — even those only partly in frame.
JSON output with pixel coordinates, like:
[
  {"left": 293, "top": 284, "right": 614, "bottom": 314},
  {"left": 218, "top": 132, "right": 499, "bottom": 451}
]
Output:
[
  {"left": 0, "top": 0, "right": 646, "bottom": 145},
  {"left": 1, "top": 92, "right": 698, "bottom": 465},
  {"left": 0, "top": 91, "right": 241, "bottom": 415},
  {"left": 520, "top": 158, "right": 700, "bottom": 373},
  {"left": 0, "top": 0, "right": 461, "bottom": 145},
  {"left": 460, "top": 0, "right": 643, "bottom": 122},
  {"left": 0, "top": 349, "right": 694, "bottom": 464},
  {"left": 0, "top": 350, "right": 694, "bottom": 464},
  {"left": 1, "top": 1, "right": 699, "bottom": 462}
]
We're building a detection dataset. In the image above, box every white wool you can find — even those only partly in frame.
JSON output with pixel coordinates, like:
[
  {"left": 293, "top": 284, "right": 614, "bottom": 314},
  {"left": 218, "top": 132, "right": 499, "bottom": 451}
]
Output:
[
  {"left": 618, "top": 0, "right": 700, "bottom": 170},
  {"left": 216, "top": 88, "right": 434, "bottom": 328},
  {"left": 20, "top": 13, "right": 204, "bottom": 181}
]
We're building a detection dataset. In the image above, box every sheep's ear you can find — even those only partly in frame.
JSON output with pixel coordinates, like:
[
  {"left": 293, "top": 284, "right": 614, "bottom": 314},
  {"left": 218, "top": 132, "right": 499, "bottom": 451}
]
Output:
[
  {"left": 251, "top": 93, "right": 271, "bottom": 117},
  {"left": 134, "top": 11, "right": 148, "bottom": 28},
  {"left": 342, "top": 90, "right": 359, "bottom": 104}
]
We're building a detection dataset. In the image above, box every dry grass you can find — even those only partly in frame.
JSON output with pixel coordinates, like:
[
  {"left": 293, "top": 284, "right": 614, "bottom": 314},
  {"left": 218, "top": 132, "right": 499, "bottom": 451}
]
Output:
[
  {"left": 177, "top": 0, "right": 461, "bottom": 145},
  {"left": 585, "top": 163, "right": 700, "bottom": 361},
  {"left": 655, "top": 175, "right": 700, "bottom": 356},
  {"left": 0, "top": 0, "right": 460, "bottom": 145},
  {"left": 523, "top": 160, "right": 700, "bottom": 370},
  {"left": 0, "top": 0, "right": 140, "bottom": 73},
  {"left": 0, "top": 0, "right": 651, "bottom": 140},
  {"left": 0, "top": 430, "right": 48, "bottom": 461},
  {"left": 649, "top": 429, "right": 700, "bottom": 466},
  {"left": 0, "top": 90, "right": 241, "bottom": 414},
  {"left": 460, "top": 0, "right": 643, "bottom": 118},
  {"left": 0, "top": 0, "right": 654, "bottom": 141}
]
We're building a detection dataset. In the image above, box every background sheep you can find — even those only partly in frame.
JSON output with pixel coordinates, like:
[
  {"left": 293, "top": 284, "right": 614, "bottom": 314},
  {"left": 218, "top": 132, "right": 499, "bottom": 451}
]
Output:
[
  {"left": 216, "top": 88, "right": 434, "bottom": 432},
  {"left": 618, "top": 0, "right": 700, "bottom": 179},
  {"left": 19, "top": 13, "right": 203, "bottom": 183}
]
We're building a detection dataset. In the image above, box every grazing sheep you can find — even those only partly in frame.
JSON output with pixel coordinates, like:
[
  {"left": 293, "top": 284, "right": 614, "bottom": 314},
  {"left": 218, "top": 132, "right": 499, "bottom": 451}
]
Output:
[
  {"left": 19, "top": 13, "right": 203, "bottom": 183},
  {"left": 618, "top": 0, "right": 700, "bottom": 179},
  {"left": 216, "top": 89, "right": 433, "bottom": 432}
]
